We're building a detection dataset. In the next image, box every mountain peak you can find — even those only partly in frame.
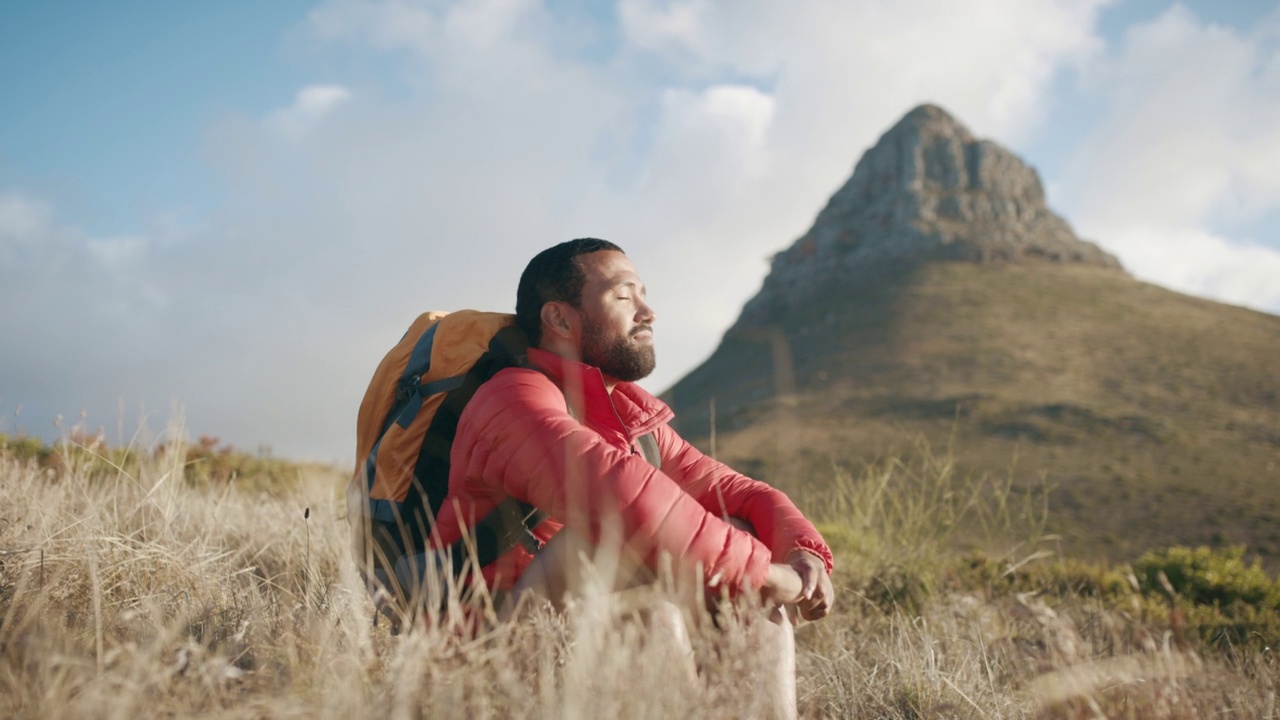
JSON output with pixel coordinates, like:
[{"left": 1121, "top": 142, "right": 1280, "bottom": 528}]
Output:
[
  {"left": 898, "top": 102, "right": 967, "bottom": 129},
  {"left": 736, "top": 103, "right": 1122, "bottom": 328}
]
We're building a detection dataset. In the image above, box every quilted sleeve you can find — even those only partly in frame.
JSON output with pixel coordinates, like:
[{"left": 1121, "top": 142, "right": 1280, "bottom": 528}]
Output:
[
  {"left": 654, "top": 424, "right": 834, "bottom": 574},
  {"left": 452, "top": 369, "right": 773, "bottom": 592}
]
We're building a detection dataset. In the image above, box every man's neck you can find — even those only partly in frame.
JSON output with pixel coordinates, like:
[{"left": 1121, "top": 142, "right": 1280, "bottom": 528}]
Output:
[{"left": 537, "top": 342, "right": 618, "bottom": 394}]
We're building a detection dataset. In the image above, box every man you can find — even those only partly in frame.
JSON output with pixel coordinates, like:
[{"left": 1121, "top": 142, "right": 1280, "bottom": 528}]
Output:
[{"left": 428, "top": 238, "right": 835, "bottom": 712}]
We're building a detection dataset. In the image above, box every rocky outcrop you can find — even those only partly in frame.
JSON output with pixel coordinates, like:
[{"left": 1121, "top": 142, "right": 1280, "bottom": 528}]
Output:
[{"left": 736, "top": 104, "right": 1122, "bottom": 328}]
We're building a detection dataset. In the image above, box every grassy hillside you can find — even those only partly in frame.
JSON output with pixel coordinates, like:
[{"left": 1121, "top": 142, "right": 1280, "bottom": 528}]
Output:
[
  {"left": 2, "top": 435, "right": 1278, "bottom": 717},
  {"left": 668, "top": 261, "right": 1280, "bottom": 567}
]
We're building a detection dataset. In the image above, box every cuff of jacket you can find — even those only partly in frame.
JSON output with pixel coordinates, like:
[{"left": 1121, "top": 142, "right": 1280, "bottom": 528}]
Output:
[
  {"left": 711, "top": 538, "right": 772, "bottom": 596},
  {"left": 791, "top": 538, "right": 835, "bottom": 575}
]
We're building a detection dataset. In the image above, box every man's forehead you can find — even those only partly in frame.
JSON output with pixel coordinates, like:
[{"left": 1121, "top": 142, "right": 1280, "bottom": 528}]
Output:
[{"left": 578, "top": 251, "right": 642, "bottom": 286}]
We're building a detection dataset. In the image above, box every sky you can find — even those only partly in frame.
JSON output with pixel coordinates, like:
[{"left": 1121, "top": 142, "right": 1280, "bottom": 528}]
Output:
[{"left": 2, "top": 0, "right": 1278, "bottom": 463}]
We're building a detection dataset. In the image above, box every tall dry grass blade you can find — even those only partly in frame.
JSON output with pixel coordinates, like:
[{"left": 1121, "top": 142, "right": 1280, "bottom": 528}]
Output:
[{"left": 89, "top": 547, "right": 103, "bottom": 677}]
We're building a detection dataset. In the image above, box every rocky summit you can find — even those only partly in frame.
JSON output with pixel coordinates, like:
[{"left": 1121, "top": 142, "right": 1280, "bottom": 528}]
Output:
[{"left": 737, "top": 103, "right": 1120, "bottom": 329}]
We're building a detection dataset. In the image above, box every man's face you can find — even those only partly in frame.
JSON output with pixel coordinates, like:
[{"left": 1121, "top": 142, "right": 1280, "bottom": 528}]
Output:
[{"left": 573, "top": 250, "right": 656, "bottom": 382}]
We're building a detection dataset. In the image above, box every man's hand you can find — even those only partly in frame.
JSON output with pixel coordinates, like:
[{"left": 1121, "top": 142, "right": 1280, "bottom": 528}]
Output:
[
  {"left": 761, "top": 563, "right": 804, "bottom": 606},
  {"left": 786, "top": 549, "right": 834, "bottom": 621}
]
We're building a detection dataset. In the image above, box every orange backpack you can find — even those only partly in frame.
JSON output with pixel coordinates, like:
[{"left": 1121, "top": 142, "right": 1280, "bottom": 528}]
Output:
[{"left": 348, "top": 310, "right": 542, "bottom": 592}]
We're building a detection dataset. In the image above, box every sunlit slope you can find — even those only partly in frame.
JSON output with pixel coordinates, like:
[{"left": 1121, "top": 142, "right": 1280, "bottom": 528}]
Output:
[{"left": 667, "top": 260, "right": 1280, "bottom": 563}]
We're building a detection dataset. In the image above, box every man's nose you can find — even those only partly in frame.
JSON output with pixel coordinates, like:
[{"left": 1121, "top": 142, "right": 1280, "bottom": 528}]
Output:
[{"left": 637, "top": 298, "right": 656, "bottom": 325}]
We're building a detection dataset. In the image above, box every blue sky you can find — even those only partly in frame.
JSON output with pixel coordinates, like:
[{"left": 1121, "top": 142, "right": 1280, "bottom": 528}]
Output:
[
  {"left": 2, "top": 2, "right": 306, "bottom": 233},
  {"left": 2, "top": 0, "right": 1278, "bottom": 461}
]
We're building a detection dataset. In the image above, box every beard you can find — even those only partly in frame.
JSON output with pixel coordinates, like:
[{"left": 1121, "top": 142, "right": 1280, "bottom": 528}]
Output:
[{"left": 581, "top": 318, "right": 656, "bottom": 383}]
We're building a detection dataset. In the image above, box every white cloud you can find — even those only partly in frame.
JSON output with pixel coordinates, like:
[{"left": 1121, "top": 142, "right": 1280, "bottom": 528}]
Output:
[
  {"left": 309, "top": 0, "right": 439, "bottom": 53},
  {"left": 0, "top": 193, "right": 52, "bottom": 240},
  {"left": 86, "top": 235, "right": 146, "bottom": 268},
  {"left": 1061, "top": 4, "right": 1280, "bottom": 314},
  {"left": 308, "top": 0, "right": 543, "bottom": 57},
  {"left": 646, "top": 84, "right": 776, "bottom": 192},
  {"left": 1105, "top": 226, "right": 1280, "bottom": 312},
  {"left": 615, "top": 0, "right": 1108, "bottom": 142},
  {"left": 442, "top": 0, "right": 537, "bottom": 49},
  {"left": 0, "top": 193, "right": 95, "bottom": 293},
  {"left": 265, "top": 84, "right": 353, "bottom": 140},
  {"left": 617, "top": 0, "right": 708, "bottom": 59}
]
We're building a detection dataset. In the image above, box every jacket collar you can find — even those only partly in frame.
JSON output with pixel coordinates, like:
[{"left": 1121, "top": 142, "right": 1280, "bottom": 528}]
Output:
[{"left": 526, "top": 347, "right": 674, "bottom": 440}]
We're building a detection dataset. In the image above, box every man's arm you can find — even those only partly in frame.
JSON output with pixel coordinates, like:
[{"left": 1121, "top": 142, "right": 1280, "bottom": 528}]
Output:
[
  {"left": 654, "top": 423, "right": 834, "bottom": 570},
  {"left": 451, "top": 368, "right": 776, "bottom": 594},
  {"left": 654, "top": 423, "right": 836, "bottom": 619}
]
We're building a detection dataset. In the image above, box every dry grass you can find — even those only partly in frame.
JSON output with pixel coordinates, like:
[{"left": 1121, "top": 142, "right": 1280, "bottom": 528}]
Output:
[{"left": 1, "top": 430, "right": 1277, "bottom": 718}]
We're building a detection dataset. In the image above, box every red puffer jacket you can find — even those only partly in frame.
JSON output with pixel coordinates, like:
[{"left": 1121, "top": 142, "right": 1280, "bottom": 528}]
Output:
[{"left": 430, "top": 348, "right": 834, "bottom": 593}]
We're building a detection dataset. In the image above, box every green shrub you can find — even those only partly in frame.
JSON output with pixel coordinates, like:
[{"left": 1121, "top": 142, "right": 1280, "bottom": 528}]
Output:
[
  {"left": 942, "top": 546, "right": 1280, "bottom": 654},
  {"left": 0, "top": 432, "right": 303, "bottom": 492},
  {"left": 181, "top": 443, "right": 299, "bottom": 491},
  {"left": 948, "top": 551, "right": 1135, "bottom": 602},
  {"left": 0, "top": 433, "right": 54, "bottom": 465},
  {"left": 1134, "top": 545, "right": 1280, "bottom": 610},
  {"left": 1132, "top": 545, "right": 1280, "bottom": 652},
  {"left": 1183, "top": 599, "right": 1280, "bottom": 652}
]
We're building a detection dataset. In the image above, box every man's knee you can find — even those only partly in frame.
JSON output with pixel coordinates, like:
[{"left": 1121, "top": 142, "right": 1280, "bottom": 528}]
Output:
[
  {"left": 513, "top": 529, "right": 655, "bottom": 605},
  {"left": 646, "top": 599, "right": 691, "bottom": 645}
]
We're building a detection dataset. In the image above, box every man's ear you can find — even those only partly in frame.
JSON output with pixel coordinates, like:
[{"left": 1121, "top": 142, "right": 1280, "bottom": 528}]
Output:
[{"left": 540, "top": 301, "right": 577, "bottom": 340}]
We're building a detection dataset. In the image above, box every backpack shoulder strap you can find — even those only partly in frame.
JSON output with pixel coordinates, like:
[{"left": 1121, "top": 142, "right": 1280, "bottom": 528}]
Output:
[{"left": 636, "top": 432, "right": 661, "bottom": 471}]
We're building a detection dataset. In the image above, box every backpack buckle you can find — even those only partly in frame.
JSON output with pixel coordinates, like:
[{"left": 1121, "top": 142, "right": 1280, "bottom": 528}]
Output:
[{"left": 395, "top": 375, "right": 422, "bottom": 402}]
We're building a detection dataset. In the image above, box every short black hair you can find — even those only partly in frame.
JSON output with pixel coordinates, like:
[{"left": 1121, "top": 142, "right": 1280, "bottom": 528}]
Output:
[{"left": 516, "top": 238, "right": 624, "bottom": 346}]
